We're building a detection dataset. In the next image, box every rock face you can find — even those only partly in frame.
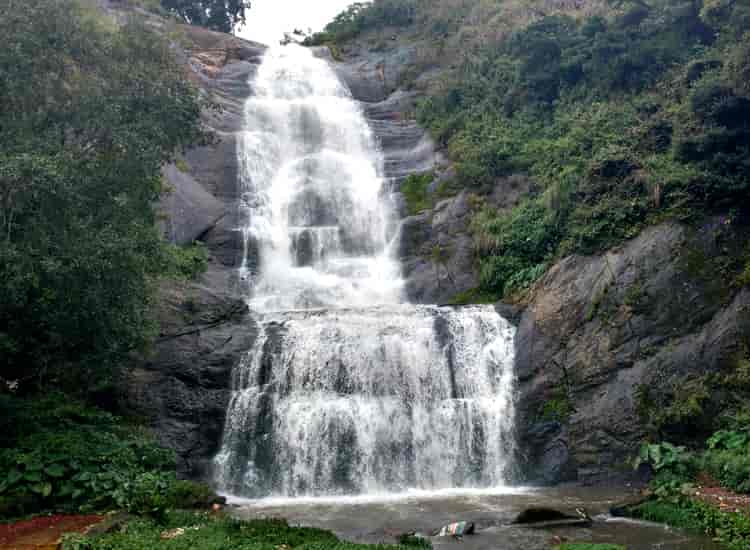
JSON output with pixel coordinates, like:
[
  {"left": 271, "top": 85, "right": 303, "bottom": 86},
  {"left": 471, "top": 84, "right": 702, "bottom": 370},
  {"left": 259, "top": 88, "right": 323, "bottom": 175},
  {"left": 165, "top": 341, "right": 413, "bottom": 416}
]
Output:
[
  {"left": 515, "top": 222, "right": 750, "bottom": 484},
  {"left": 98, "top": 3, "right": 266, "bottom": 478},
  {"left": 397, "top": 191, "right": 479, "bottom": 304},
  {"left": 126, "top": 284, "right": 256, "bottom": 478},
  {"left": 325, "top": 45, "right": 481, "bottom": 304}
]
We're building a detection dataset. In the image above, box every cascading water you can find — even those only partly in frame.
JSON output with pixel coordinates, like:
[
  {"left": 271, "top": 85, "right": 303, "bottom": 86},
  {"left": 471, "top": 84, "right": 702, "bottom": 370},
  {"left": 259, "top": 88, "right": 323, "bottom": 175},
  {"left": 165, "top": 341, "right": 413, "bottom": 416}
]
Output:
[{"left": 214, "top": 45, "right": 516, "bottom": 499}]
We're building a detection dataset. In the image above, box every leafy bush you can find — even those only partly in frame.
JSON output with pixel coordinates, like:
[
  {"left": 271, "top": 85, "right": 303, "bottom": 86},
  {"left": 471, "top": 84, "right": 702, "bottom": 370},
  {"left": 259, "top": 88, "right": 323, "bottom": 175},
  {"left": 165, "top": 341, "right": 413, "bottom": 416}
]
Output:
[
  {"left": 0, "top": 396, "right": 215, "bottom": 519},
  {"left": 159, "top": 0, "right": 251, "bottom": 32},
  {"left": 473, "top": 201, "right": 559, "bottom": 297},
  {"left": 701, "top": 429, "right": 750, "bottom": 493},
  {"left": 168, "top": 480, "right": 223, "bottom": 509},
  {"left": 116, "top": 472, "right": 174, "bottom": 520},
  {"left": 633, "top": 442, "right": 695, "bottom": 477},
  {"left": 165, "top": 242, "right": 209, "bottom": 280},
  {"left": 631, "top": 498, "right": 750, "bottom": 550},
  {"left": 703, "top": 449, "right": 750, "bottom": 493},
  {"left": 409, "top": 1, "right": 750, "bottom": 300},
  {"left": 400, "top": 173, "right": 434, "bottom": 215},
  {"left": 305, "top": 1, "right": 416, "bottom": 46}
]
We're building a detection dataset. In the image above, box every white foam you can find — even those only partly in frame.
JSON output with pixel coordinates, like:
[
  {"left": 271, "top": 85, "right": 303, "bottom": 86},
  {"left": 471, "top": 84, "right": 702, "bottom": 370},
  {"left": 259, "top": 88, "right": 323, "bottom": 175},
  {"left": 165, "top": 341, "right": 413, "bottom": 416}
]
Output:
[{"left": 223, "top": 486, "right": 536, "bottom": 508}]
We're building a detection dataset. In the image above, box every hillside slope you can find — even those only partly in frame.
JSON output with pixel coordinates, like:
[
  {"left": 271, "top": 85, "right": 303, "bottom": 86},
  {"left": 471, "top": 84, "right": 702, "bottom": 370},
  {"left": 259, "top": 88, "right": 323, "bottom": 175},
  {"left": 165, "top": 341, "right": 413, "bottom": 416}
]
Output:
[{"left": 316, "top": 0, "right": 750, "bottom": 483}]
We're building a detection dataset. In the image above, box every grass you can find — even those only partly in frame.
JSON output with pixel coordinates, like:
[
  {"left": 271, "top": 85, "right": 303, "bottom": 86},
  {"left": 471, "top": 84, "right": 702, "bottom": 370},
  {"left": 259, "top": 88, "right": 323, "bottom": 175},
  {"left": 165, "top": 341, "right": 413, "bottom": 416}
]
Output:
[
  {"left": 62, "top": 513, "right": 433, "bottom": 550},
  {"left": 629, "top": 499, "right": 750, "bottom": 550}
]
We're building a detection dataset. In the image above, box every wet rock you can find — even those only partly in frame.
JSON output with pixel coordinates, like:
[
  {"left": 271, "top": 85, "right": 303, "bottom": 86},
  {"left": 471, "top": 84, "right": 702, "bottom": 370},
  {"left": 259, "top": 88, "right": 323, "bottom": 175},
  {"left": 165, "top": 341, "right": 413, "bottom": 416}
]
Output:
[
  {"left": 124, "top": 283, "right": 256, "bottom": 478},
  {"left": 495, "top": 302, "right": 523, "bottom": 326},
  {"left": 513, "top": 508, "right": 591, "bottom": 528},
  {"left": 292, "top": 230, "right": 315, "bottom": 267},
  {"left": 160, "top": 164, "right": 226, "bottom": 245},
  {"left": 101, "top": 4, "right": 267, "bottom": 481},
  {"left": 398, "top": 191, "right": 479, "bottom": 304}
]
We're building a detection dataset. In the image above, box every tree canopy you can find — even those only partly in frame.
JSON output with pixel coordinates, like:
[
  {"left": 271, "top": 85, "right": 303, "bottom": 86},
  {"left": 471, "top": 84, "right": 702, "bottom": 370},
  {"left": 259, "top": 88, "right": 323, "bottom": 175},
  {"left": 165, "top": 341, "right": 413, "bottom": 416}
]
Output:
[
  {"left": 160, "top": 0, "right": 251, "bottom": 33},
  {"left": 0, "top": 0, "right": 207, "bottom": 393}
]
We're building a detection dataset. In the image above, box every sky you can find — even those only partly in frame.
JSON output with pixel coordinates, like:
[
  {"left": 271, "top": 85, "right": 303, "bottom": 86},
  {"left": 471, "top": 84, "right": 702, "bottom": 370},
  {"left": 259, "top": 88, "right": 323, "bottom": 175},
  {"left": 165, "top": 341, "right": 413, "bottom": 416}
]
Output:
[{"left": 237, "top": 0, "right": 362, "bottom": 46}]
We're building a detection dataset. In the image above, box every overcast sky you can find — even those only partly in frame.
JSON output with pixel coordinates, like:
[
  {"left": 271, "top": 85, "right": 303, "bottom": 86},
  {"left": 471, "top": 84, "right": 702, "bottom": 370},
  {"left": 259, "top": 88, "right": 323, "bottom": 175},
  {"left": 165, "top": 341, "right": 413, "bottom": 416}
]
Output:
[{"left": 237, "top": 0, "right": 362, "bottom": 46}]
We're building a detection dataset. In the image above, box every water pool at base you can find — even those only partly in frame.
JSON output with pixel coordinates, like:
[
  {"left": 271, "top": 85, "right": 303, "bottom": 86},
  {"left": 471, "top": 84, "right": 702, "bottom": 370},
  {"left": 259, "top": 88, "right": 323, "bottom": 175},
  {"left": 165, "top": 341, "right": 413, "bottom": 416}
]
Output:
[{"left": 229, "top": 486, "right": 720, "bottom": 550}]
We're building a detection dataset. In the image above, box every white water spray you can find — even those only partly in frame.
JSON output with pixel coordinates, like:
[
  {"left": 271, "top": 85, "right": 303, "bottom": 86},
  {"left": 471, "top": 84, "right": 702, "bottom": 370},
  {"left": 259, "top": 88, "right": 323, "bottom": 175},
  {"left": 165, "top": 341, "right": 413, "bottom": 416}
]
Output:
[{"left": 215, "top": 45, "right": 516, "bottom": 498}]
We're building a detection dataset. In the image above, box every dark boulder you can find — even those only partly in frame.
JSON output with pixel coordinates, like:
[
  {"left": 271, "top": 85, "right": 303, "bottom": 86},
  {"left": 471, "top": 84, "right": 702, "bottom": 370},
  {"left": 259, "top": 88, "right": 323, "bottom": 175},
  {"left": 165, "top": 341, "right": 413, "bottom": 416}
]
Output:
[
  {"left": 513, "top": 508, "right": 591, "bottom": 528},
  {"left": 125, "top": 283, "right": 257, "bottom": 479}
]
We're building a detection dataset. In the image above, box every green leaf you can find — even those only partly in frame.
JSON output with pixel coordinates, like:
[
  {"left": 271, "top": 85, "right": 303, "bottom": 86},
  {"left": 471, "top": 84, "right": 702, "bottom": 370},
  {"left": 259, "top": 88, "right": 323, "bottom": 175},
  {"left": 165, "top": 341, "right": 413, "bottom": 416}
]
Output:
[
  {"left": 30, "top": 482, "right": 52, "bottom": 497},
  {"left": 24, "top": 471, "right": 42, "bottom": 482},
  {"left": 76, "top": 471, "right": 92, "bottom": 482},
  {"left": 45, "top": 464, "right": 66, "bottom": 478},
  {"left": 58, "top": 481, "right": 75, "bottom": 497},
  {"left": 6, "top": 468, "right": 23, "bottom": 485}
]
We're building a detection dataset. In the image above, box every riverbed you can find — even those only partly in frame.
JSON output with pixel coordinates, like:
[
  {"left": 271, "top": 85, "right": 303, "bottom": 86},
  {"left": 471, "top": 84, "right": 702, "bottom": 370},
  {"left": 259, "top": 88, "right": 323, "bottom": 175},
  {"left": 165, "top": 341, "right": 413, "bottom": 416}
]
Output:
[{"left": 229, "top": 486, "right": 720, "bottom": 549}]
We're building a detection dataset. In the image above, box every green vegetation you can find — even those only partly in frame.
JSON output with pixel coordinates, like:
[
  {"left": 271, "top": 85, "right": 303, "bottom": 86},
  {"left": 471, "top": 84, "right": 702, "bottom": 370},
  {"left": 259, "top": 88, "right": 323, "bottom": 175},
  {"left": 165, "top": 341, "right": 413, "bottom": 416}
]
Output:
[
  {"left": 312, "top": 0, "right": 750, "bottom": 302},
  {"left": 0, "top": 0, "right": 207, "bottom": 394},
  {"left": 305, "top": 1, "right": 416, "bottom": 46},
  {"left": 159, "top": 0, "right": 251, "bottom": 32},
  {"left": 0, "top": 396, "right": 219, "bottom": 520},
  {"left": 62, "top": 514, "right": 432, "bottom": 549},
  {"left": 401, "top": 173, "right": 435, "bottom": 215},
  {"left": 634, "top": 343, "right": 750, "bottom": 441},
  {"left": 422, "top": 3, "right": 750, "bottom": 299},
  {"left": 370, "top": 0, "right": 748, "bottom": 301},
  {"left": 0, "top": 0, "right": 219, "bottom": 530},
  {"left": 555, "top": 545, "right": 626, "bottom": 550},
  {"left": 630, "top": 499, "right": 750, "bottom": 550},
  {"left": 630, "top": 419, "right": 750, "bottom": 547},
  {"left": 540, "top": 390, "right": 574, "bottom": 423}
]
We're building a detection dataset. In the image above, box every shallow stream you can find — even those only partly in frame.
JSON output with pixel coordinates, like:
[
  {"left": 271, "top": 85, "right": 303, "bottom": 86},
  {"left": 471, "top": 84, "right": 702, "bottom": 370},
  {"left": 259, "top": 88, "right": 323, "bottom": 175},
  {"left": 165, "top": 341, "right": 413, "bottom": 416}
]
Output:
[{"left": 230, "top": 486, "right": 720, "bottom": 550}]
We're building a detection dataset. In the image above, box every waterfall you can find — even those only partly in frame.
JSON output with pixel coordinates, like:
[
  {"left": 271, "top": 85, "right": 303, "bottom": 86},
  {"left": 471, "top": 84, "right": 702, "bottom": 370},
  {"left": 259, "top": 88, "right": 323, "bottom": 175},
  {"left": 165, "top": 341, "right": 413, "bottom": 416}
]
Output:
[{"left": 214, "top": 45, "right": 516, "bottom": 498}]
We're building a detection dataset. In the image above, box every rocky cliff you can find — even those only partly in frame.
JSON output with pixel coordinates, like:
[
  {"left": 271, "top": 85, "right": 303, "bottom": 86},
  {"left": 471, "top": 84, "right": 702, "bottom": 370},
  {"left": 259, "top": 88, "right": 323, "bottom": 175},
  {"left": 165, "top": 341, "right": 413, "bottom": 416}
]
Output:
[
  {"left": 326, "top": 34, "right": 750, "bottom": 486},
  {"left": 115, "top": 2, "right": 749, "bottom": 487},
  {"left": 515, "top": 222, "right": 750, "bottom": 484}
]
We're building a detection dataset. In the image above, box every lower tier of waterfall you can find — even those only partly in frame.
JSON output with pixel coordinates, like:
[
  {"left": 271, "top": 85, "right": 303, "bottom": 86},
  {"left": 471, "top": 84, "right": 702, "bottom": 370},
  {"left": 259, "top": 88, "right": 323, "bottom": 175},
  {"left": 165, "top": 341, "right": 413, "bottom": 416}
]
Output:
[{"left": 213, "top": 304, "right": 516, "bottom": 498}]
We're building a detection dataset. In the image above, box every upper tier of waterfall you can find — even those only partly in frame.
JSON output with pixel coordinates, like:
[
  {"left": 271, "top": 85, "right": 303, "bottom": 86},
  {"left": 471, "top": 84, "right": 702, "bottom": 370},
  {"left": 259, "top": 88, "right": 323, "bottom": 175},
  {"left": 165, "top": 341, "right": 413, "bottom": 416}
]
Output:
[
  {"left": 215, "top": 45, "right": 516, "bottom": 499},
  {"left": 236, "top": 45, "right": 403, "bottom": 312}
]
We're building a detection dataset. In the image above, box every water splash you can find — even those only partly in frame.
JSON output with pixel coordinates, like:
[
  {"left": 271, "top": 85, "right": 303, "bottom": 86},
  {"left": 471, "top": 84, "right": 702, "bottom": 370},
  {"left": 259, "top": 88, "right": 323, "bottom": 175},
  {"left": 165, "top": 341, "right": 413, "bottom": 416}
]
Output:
[{"left": 215, "top": 45, "right": 516, "bottom": 499}]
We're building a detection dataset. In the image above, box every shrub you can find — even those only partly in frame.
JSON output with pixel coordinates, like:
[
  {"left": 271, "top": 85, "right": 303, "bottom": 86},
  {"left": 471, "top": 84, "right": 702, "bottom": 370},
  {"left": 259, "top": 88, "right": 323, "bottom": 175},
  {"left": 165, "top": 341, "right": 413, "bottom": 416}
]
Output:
[
  {"left": 0, "top": 395, "right": 194, "bottom": 518},
  {"left": 633, "top": 442, "right": 695, "bottom": 477},
  {"left": 400, "top": 172, "right": 434, "bottom": 215},
  {"left": 631, "top": 498, "right": 750, "bottom": 549},
  {"left": 165, "top": 242, "right": 209, "bottom": 280},
  {"left": 63, "top": 513, "right": 434, "bottom": 550}
]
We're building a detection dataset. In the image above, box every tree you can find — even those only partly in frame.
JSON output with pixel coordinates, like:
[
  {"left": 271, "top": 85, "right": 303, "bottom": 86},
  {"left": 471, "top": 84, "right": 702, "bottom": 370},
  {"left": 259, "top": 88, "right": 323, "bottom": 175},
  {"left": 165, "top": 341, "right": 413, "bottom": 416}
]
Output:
[
  {"left": 160, "top": 0, "right": 251, "bottom": 33},
  {"left": 0, "top": 0, "right": 207, "bottom": 392}
]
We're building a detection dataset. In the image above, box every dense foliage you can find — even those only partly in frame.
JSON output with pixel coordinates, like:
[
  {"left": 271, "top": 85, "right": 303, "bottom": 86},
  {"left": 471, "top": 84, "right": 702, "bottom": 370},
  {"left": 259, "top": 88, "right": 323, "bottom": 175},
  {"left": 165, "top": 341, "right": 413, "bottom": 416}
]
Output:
[
  {"left": 62, "top": 514, "right": 432, "bottom": 549},
  {"left": 631, "top": 498, "right": 750, "bottom": 550},
  {"left": 323, "top": 0, "right": 750, "bottom": 300},
  {"left": 630, "top": 428, "right": 750, "bottom": 548},
  {"left": 160, "top": 0, "right": 251, "bottom": 32},
  {"left": 305, "top": 1, "right": 417, "bottom": 46},
  {"left": 0, "top": 396, "right": 219, "bottom": 519},
  {"left": 412, "top": 0, "right": 750, "bottom": 298},
  {"left": 0, "top": 0, "right": 207, "bottom": 393},
  {"left": 400, "top": 173, "right": 435, "bottom": 215}
]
